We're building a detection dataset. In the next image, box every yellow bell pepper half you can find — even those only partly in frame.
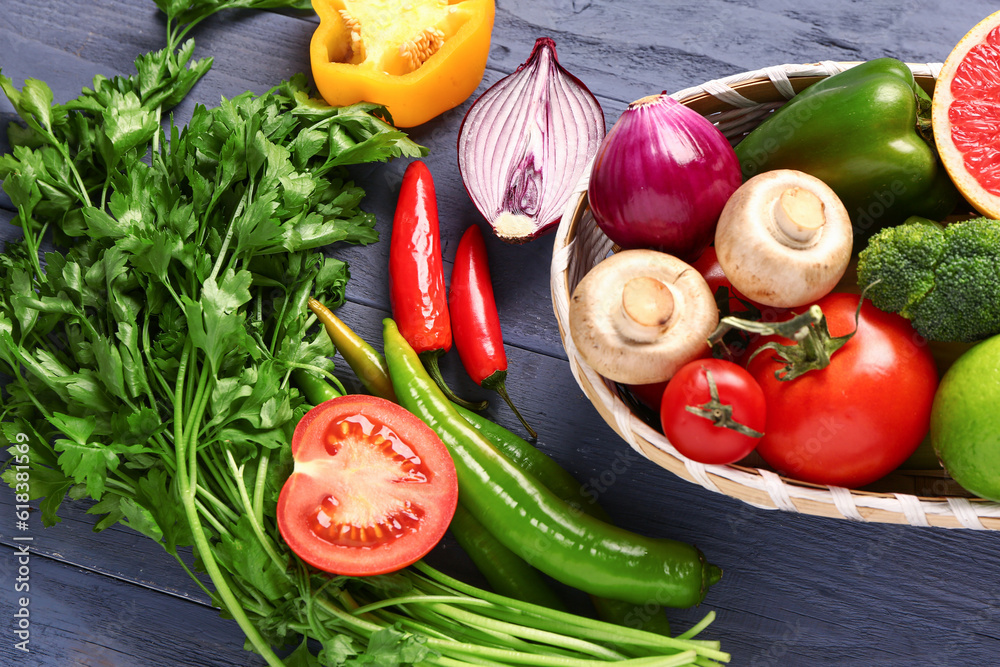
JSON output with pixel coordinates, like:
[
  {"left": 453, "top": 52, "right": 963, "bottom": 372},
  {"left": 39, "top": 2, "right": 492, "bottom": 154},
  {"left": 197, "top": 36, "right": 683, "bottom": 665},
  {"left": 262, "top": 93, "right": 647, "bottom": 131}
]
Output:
[{"left": 310, "top": 0, "right": 496, "bottom": 128}]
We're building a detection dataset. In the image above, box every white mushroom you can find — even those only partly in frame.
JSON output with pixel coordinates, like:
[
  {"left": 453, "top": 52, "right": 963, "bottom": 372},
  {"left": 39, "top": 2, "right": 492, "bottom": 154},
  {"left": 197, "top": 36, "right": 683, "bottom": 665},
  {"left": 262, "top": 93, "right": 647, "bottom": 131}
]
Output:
[
  {"left": 714, "top": 169, "right": 853, "bottom": 308},
  {"left": 568, "top": 249, "right": 719, "bottom": 385}
]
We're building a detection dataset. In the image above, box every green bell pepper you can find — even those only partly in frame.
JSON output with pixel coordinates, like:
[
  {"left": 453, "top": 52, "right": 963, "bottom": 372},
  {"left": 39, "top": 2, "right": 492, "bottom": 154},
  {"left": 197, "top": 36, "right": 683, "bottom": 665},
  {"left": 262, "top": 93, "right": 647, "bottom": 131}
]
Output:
[{"left": 734, "top": 57, "right": 958, "bottom": 243}]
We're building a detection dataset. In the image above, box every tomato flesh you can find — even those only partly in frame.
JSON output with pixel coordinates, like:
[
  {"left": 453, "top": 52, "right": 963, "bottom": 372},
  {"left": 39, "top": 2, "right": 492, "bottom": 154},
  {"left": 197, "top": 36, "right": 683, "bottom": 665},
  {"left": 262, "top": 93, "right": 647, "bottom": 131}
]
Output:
[{"left": 278, "top": 396, "right": 457, "bottom": 576}]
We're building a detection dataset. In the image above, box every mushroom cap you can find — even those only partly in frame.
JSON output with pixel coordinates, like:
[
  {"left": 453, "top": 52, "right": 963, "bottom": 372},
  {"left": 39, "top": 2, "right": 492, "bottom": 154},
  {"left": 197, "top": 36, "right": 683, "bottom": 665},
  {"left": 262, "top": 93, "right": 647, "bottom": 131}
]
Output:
[
  {"left": 715, "top": 169, "right": 853, "bottom": 308},
  {"left": 568, "top": 249, "right": 719, "bottom": 385}
]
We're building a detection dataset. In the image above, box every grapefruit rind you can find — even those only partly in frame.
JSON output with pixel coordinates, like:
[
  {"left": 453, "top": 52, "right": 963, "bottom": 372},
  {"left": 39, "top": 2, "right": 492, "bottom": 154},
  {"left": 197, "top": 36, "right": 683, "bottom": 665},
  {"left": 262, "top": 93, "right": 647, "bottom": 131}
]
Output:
[{"left": 932, "top": 9, "right": 1000, "bottom": 220}]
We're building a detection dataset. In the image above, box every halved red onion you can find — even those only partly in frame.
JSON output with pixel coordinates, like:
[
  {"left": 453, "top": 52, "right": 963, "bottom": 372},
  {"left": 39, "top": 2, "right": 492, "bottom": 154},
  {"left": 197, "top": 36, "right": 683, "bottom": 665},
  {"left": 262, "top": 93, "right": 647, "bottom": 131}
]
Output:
[
  {"left": 458, "top": 38, "right": 605, "bottom": 244},
  {"left": 588, "top": 94, "right": 742, "bottom": 263}
]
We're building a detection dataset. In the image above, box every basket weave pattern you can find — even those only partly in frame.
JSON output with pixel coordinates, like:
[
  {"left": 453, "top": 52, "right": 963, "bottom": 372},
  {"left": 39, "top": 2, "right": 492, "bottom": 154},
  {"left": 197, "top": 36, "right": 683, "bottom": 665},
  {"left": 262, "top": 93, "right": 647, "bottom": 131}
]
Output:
[{"left": 550, "top": 61, "right": 1000, "bottom": 530}]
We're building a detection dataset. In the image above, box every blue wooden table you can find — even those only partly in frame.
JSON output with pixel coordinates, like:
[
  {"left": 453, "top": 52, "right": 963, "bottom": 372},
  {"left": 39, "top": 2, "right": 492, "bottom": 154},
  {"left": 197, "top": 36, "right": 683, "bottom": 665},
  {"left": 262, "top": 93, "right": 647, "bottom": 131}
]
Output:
[{"left": 2, "top": 1, "right": 1000, "bottom": 665}]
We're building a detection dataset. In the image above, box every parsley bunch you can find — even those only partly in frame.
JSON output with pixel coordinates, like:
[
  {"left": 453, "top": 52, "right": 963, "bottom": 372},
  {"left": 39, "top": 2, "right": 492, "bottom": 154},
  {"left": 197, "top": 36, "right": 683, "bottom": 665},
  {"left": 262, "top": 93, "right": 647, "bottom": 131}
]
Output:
[
  {"left": 0, "top": 0, "right": 425, "bottom": 662},
  {"left": 0, "top": 2, "right": 729, "bottom": 665}
]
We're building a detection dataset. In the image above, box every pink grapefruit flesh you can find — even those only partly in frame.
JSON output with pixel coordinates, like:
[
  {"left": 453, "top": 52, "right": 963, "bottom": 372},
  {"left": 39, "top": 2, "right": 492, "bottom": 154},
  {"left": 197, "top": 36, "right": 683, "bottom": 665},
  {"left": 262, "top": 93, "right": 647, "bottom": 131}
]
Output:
[{"left": 933, "top": 10, "right": 1000, "bottom": 218}]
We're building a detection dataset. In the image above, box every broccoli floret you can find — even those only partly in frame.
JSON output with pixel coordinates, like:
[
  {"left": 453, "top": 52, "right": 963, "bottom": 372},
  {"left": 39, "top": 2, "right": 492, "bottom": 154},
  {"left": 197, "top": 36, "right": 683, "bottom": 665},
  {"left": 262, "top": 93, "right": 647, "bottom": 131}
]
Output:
[{"left": 857, "top": 216, "right": 1000, "bottom": 342}]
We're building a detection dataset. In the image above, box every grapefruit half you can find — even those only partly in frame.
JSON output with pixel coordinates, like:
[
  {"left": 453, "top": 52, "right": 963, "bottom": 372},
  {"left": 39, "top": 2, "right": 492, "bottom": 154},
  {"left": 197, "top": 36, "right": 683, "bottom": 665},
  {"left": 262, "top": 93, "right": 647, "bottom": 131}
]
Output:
[{"left": 932, "top": 10, "right": 1000, "bottom": 218}]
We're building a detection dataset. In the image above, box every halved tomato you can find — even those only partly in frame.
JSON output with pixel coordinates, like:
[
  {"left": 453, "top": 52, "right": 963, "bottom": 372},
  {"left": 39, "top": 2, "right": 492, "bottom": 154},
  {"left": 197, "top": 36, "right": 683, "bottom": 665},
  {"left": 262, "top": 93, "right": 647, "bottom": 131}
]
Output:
[{"left": 277, "top": 395, "right": 458, "bottom": 576}]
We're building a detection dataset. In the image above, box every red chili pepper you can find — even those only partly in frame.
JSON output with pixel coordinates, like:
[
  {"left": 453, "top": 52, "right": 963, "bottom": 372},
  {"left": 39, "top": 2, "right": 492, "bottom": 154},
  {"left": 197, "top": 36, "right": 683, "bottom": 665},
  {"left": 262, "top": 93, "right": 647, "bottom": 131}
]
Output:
[
  {"left": 449, "top": 224, "right": 536, "bottom": 439},
  {"left": 388, "top": 160, "right": 487, "bottom": 411}
]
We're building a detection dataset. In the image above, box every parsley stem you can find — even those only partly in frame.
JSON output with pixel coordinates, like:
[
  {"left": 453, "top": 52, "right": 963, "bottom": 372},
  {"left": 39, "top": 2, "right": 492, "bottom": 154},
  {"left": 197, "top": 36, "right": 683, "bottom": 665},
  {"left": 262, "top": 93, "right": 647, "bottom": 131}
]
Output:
[
  {"left": 163, "top": 279, "right": 186, "bottom": 311},
  {"left": 152, "top": 106, "right": 162, "bottom": 155},
  {"left": 173, "top": 338, "right": 191, "bottom": 457},
  {"left": 432, "top": 604, "right": 628, "bottom": 660},
  {"left": 351, "top": 595, "right": 494, "bottom": 616},
  {"left": 140, "top": 310, "right": 174, "bottom": 397},
  {"left": 675, "top": 612, "right": 716, "bottom": 641},
  {"left": 173, "top": 342, "right": 284, "bottom": 667},
  {"left": 431, "top": 658, "right": 508, "bottom": 667},
  {"left": 251, "top": 452, "right": 269, "bottom": 523},
  {"left": 411, "top": 563, "right": 728, "bottom": 661},
  {"left": 104, "top": 477, "right": 137, "bottom": 497},
  {"left": 407, "top": 605, "right": 558, "bottom": 656},
  {"left": 194, "top": 497, "right": 231, "bottom": 537},
  {"left": 18, "top": 211, "right": 47, "bottom": 283},
  {"left": 209, "top": 195, "right": 246, "bottom": 284},
  {"left": 184, "top": 364, "right": 212, "bottom": 491},
  {"left": 376, "top": 610, "right": 456, "bottom": 642},
  {"left": 202, "top": 449, "right": 242, "bottom": 510},
  {"left": 170, "top": 552, "right": 214, "bottom": 600},
  {"left": 223, "top": 448, "right": 287, "bottom": 572},
  {"left": 195, "top": 484, "right": 240, "bottom": 524},
  {"left": 315, "top": 595, "right": 388, "bottom": 634}
]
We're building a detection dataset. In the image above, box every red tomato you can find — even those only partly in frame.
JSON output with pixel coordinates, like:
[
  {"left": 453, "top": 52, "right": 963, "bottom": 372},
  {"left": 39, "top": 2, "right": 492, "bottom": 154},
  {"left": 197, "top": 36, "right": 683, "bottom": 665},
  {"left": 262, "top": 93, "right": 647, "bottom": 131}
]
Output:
[
  {"left": 660, "top": 358, "right": 766, "bottom": 465},
  {"left": 747, "top": 293, "right": 938, "bottom": 488},
  {"left": 277, "top": 395, "right": 458, "bottom": 575}
]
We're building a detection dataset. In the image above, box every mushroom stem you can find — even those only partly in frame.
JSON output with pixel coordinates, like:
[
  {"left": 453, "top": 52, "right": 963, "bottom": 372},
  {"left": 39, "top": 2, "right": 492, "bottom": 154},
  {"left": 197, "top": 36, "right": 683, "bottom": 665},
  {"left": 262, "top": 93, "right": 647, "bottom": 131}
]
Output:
[
  {"left": 617, "top": 276, "right": 675, "bottom": 343},
  {"left": 773, "top": 187, "right": 826, "bottom": 245},
  {"left": 568, "top": 249, "right": 719, "bottom": 384}
]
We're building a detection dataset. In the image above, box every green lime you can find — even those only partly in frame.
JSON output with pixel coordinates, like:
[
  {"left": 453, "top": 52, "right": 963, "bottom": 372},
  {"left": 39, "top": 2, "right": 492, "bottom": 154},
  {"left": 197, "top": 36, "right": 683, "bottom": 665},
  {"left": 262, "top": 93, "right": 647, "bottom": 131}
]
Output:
[{"left": 930, "top": 334, "right": 1000, "bottom": 502}]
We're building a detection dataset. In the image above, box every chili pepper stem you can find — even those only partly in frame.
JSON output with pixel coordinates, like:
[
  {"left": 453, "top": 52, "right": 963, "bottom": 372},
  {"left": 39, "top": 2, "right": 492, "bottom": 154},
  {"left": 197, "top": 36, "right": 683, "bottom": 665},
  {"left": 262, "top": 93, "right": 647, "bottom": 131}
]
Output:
[
  {"left": 482, "top": 370, "right": 537, "bottom": 440},
  {"left": 422, "top": 350, "right": 489, "bottom": 411}
]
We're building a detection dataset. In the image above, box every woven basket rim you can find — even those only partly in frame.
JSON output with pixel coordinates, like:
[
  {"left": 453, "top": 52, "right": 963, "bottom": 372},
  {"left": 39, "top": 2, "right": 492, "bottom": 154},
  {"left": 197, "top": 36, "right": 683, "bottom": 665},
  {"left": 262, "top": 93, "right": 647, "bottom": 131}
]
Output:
[{"left": 550, "top": 61, "right": 1000, "bottom": 531}]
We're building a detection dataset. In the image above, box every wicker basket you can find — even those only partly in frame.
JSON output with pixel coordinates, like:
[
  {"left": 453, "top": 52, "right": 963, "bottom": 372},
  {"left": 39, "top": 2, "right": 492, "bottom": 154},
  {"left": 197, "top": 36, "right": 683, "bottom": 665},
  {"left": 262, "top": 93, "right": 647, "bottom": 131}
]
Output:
[{"left": 550, "top": 61, "right": 1000, "bottom": 530}]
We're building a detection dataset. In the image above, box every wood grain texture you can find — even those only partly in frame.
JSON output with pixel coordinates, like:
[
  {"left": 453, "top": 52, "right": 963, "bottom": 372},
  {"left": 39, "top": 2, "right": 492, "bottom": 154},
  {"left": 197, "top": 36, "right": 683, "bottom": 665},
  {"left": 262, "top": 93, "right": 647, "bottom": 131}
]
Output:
[{"left": 2, "top": 1, "right": 1000, "bottom": 665}]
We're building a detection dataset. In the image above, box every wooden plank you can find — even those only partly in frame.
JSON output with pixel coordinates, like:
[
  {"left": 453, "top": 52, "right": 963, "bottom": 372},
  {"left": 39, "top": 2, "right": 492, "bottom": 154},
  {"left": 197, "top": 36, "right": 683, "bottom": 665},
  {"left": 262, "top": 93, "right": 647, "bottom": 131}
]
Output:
[{"left": 0, "top": 544, "right": 264, "bottom": 666}]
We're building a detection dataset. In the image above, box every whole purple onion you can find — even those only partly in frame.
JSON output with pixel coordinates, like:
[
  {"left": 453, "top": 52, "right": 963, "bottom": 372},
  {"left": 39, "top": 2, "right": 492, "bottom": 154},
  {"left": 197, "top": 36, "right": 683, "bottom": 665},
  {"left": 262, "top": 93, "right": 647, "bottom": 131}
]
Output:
[{"left": 587, "top": 94, "right": 742, "bottom": 262}]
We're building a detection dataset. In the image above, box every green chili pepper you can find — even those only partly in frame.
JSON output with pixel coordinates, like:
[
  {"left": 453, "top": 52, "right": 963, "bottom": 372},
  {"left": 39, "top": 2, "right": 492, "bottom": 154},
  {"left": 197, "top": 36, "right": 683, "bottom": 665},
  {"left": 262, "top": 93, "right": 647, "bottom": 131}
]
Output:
[
  {"left": 308, "top": 298, "right": 397, "bottom": 402},
  {"left": 383, "top": 317, "right": 721, "bottom": 608},
  {"left": 291, "top": 369, "right": 343, "bottom": 406},
  {"left": 449, "top": 503, "right": 568, "bottom": 611},
  {"left": 456, "top": 404, "right": 671, "bottom": 635},
  {"left": 455, "top": 403, "right": 613, "bottom": 523},
  {"left": 734, "top": 57, "right": 958, "bottom": 242}
]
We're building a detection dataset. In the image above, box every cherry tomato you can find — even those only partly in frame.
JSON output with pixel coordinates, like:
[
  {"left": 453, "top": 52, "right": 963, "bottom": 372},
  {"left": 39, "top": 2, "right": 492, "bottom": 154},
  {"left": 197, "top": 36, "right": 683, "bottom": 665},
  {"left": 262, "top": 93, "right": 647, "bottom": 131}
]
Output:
[
  {"left": 625, "top": 347, "right": 711, "bottom": 414},
  {"left": 627, "top": 380, "right": 669, "bottom": 412},
  {"left": 277, "top": 395, "right": 458, "bottom": 576},
  {"left": 692, "top": 246, "right": 788, "bottom": 362},
  {"left": 691, "top": 246, "right": 769, "bottom": 315},
  {"left": 660, "top": 358, "right": 766, "bottom": 465},
  {"left": 747, "top": 293, "right": 938, "bottom": 488}
]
